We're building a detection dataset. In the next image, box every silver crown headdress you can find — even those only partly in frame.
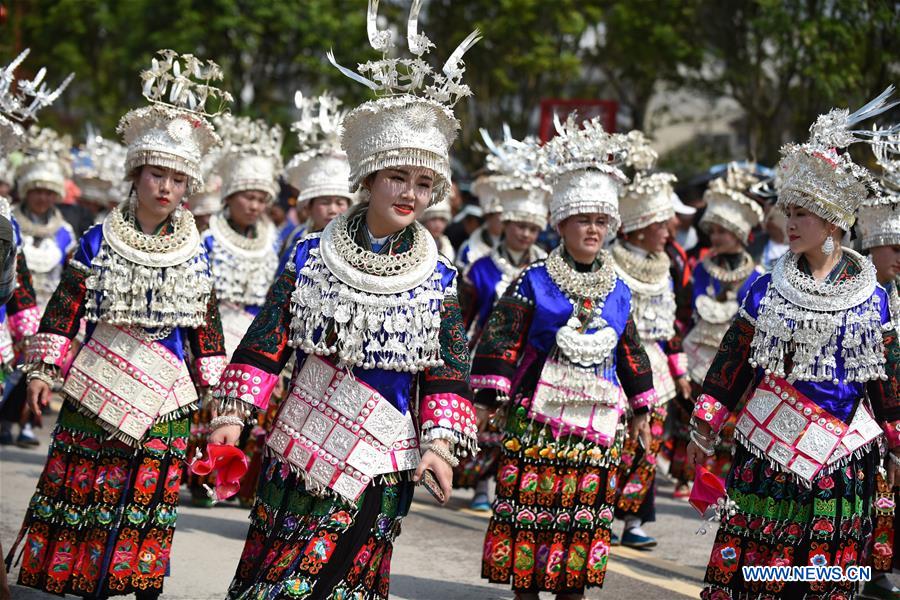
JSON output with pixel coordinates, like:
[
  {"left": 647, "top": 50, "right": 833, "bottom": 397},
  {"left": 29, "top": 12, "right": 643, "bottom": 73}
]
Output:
[
  {"left": 777, "top": 87, "right": 900, "bottom": 231},
  {"left": 618, "top": 131, "right": 678, "bottom": 234},
  {"left": 284, "top": 91, "right": 354, "bottom": 205},
  {"left": 541, "top": 114, "right": 631, "bottom": 229},
  {"left": 0, "top": 49, "right": 73, "bottom": 156},
  {"left": 16, "top": 125, "right": 73, "bottom": 198},
  {"left": 117, "top": 49, "right": 231, "bottom": 195},
  {"left": 72, "top": 132, "right": 128, "bottom": 206},
  {"left": 479, "top": 125, "right": 549, "bottom": 229},
  {"left": 700, "top": 162, "right": 765, "bottom": 243},
  {"left": 857, "top": 125, "right": 900, "bottom": 250},
  {"left": 329, "top": 0, "right": 481, "bottom": 206},
  {"left": 215, "top": 114, "right": 283, "bottom": 201}
]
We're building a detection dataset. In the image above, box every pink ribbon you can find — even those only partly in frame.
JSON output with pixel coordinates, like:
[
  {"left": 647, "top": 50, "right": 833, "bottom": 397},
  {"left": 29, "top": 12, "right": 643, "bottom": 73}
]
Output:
[
  {"left": 689, "top": 465, "right": 726, "bottom": 516},
  {"left": 190, "top": 443, "right": 249, "bottom": 501}
]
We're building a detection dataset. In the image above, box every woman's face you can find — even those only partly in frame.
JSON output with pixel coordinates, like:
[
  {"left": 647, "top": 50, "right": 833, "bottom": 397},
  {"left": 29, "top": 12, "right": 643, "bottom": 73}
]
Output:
[
  {"left": 422, "top": 216, "right": 448, "bottom": 239},
  {"left": 135, "top": 165, "right": 188, "bottom": 222},
  {"left": 366, "top": 167, "right": 434, "bottom": 234},
  {"left": 869, "top": 244, "right": 900, "bottom": 284},
  {"left": 784, "top": 204, "right": 832, "bottom": 255},
  {"left": 627, "top": 220, "right": 669, "bottom": 253},
  {"left": 707, "top": 223, "right": 742, "bottom": 254},
  {"left": 308, "top": 195, "right": 350, "bottom": 232},
  {"left": 504, "top": 220, "right": 541, "bottom": 254},
  {"left": 226, "top": 189, "right": 268, "bottom": 230},
  {"left": 24, "top": 188, "right": 59, "bottom": 216},
  {"left": 558, "top": 213, "right": 609, "bottom": 261}
]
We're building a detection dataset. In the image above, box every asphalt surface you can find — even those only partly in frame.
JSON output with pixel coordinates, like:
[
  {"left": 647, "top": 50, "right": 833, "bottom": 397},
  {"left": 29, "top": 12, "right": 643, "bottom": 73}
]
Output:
[{"left": 0, "top": 409, "right": 715, "bottom": 599}]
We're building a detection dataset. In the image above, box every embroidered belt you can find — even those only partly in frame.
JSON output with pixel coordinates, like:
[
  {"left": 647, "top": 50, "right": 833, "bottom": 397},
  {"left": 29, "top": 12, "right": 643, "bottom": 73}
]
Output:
[
  {"left": 266, "top": 355, "right": 420, "bottom": 504},
  {"left": 735, "top": 375, "right": 883, "bottom": 484},
  {"left": 62, "top": 323, "right": 198, "bottom": 445},
  {"left": 220, "top": 303, "right": 256, "bottom": 359},
  {"left": 528, "top": 357, "right": 625, "bottom": 447}
]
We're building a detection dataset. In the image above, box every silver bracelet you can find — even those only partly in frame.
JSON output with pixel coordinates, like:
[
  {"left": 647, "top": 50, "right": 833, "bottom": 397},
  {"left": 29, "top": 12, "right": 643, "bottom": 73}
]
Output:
[
  {"left": 889, "top": 451, "right": 900, "bottom": 468},
  {"left": 690, "top": 430, "right": 716, "bottom": 457},
  {"left": 426, "top": 443, "right": 460, "bottom": 468},
  {"left": 209, "top": 415, "right": 244, "bottom": 431}
]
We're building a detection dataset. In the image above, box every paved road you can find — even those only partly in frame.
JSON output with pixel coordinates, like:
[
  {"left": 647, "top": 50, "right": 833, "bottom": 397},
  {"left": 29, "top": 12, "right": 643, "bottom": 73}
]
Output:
[{"left": 1, "top": 413, "right": 716, "bottom": 599}]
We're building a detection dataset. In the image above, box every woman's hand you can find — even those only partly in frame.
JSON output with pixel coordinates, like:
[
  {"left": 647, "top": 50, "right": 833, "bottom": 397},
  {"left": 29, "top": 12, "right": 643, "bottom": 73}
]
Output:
[
  {"left": 888, "top": 452, "right": 900, "bottom": 489},
  {"left": 25, "top": 379, "right": 51, "bottom": 425},
  {"left": 208, "top": 424, "right": 242, "bottom": 446},
  {"left": 414, "top": 439, "right": 454, "bottom": 503},
  {"left": 686, "top": 420, "right": 715, "bottom": 470},
  {"left": 676, "top": 376, "right": 692, "bottom": 401},
  {"left": 629, "top": 411, "right": 651, "bottom": 450}
]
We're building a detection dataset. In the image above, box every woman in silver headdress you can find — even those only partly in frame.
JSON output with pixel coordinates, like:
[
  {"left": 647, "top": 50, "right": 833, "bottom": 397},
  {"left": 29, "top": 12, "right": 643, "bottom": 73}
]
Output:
[
  {"left": 688, "top": 92, "right": 900, "bottom": 600},
  {"left": 210, "top": 5, "right": 479, "bottom": 598},
  {"left": 7, "top": 51, "right": 228, "bottom": 599}
]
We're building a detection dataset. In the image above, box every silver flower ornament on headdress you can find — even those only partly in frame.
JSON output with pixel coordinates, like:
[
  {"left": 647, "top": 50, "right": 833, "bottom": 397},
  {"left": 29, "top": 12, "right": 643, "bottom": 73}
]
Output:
[
  {"left": 541, "top": 113, "right": 631, "bottom": 229},
  {"left": 117, "top": 49, "right": 231, "bottom": 195},
  {"left": 0, "top": 48, "right": 73, "bottom": 156},
  {"left": 479, "top": 126, "right": 549, "bottom": 229},
  {"left": 777, "top": 86, "right": 900, "bottom": 231},
  {"left": 284, "top": 91, "right": 354, "bottom": 205},
  {"left": 329, "top": 0, "right": 481, "bottom": 206}
]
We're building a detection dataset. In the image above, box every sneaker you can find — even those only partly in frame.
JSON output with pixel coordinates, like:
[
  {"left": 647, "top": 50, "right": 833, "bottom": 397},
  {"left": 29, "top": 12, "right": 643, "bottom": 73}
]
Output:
[
  {"left": 610, "top": 532, "right": 620, "bottom": 546},
  {"left": 16, "top": 424, "right": 40, "bottom": 447},
  {"left": 470, "top": 492, "right": 491, "bottom": 512},
  {"left": 621, "top": 527, "right": 657, "bottom": 549}
]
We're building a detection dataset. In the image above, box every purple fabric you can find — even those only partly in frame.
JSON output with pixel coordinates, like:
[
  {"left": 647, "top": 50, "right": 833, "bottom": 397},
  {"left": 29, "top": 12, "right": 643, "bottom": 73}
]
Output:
[
  {"left": 740, "top": 273, "right": 890, "bottom": 422},
  {"left": 289, "top": 235, "right": 457, "bottom": 414}
]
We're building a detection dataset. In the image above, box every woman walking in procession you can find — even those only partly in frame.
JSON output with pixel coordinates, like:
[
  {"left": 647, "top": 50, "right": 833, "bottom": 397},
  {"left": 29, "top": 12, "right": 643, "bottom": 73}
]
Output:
[
  {"left": 5, "top": 50, "right": 229, "bottom": 599},
  {"left": 476, "top": 115, "right": 657, "bottom": 599},
  {"left": 687, "top": 91, "right": 900, "bottom": 600},
  {"left": 211, "top": 3, "right": 480, "bottom": 598}
]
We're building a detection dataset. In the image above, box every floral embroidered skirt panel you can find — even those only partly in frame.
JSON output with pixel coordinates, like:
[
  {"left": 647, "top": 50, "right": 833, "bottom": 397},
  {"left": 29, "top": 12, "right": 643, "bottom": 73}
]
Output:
[
  {"left": 226, "top": 457, "right": 413, "bottom": 600},
  {"left": 7, "top": 401, "right": 189, "bottom": 598}
]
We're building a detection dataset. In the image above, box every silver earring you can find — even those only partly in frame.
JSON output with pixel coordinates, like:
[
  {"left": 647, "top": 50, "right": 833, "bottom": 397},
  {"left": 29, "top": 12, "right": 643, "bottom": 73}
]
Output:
[{"left": 821, "top": 235, "right": 834, "bottom": 256}]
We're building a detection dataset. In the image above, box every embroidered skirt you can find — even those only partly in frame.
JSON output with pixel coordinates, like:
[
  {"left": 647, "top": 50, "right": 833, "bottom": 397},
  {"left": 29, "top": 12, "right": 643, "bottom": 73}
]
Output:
[
  {"left": 7, "top": 401, "right": 189, "bottom": 598},
  {"left": 227, "top": 457, "right": 413, "bottom": 600},
  {"left": 481, "top": 402, "right": 624, "bottom": 594},
  {"left": 701, "top": 444, "right": 879, "bottom": 600},
  {"left": 453, "top": 426, "right": 502, "bottom": 489},
  {"left": 614, "top": 405, "right": 666, "bottom": 521}
]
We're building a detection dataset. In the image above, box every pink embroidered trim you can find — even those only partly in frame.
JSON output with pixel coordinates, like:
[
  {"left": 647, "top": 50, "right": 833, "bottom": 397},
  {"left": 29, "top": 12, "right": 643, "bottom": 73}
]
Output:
[
  {"left": 25, "top": 332, "right": 71, "bottom": 369},
  {"left": 668, "top": 352, "right": 688, "bottom": 378},
  {"left": 420, "top": 393, "right": 478, "bottom": 444},
  {"left": 630, "top": 388, "right": 658, "bottom": 411},
  {"left": 7, "top": 306, "right": 40, "bottom": 341},
  {"left": 195, "top": 355, "right": 227, "bottom": 387},
  {"left": 694, "top": 393, "right": 730, "bottom": 433},
  {"left": 470, "top": 374, "right": 511, "bottom": 394},
  {"left": 884, "top": 419, "right": 900, "bottom": 449},
  {"left": 213, "top": 363, "right": 278, "bottom": 410}
]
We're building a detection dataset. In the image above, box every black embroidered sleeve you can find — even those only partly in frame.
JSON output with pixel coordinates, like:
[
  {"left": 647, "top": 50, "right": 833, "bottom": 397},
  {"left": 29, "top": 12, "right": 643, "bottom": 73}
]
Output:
[
  {"left": 421, "top": 294, "right": 472, "bottom": 400},
  {"left": 471, "top": 293, "right": 534, "bottom": 385},
  {"left": 7, "top": 250, "right": 38, "bottom": 315},
  {"left": 701, "top": 315, "right": 757, "bottom": 412},
  {"left": 868, "top": 327, "right": 900, "bottom": 426},
  {"left": 38, "top": 263, "right": 88, "bottom": 338},
  {"left": 187, "top": 289, "right": 226, "bottom": 359},
  {"left": 230, "top": 267, "right": 296, "bottom": 375},
  {"left": 616, "top": 315, "right": 654, "bottom": 403},
  {"left": 458, "top": 273, "right": 479, "bottom": 331}
]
